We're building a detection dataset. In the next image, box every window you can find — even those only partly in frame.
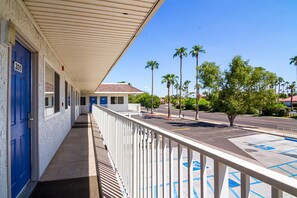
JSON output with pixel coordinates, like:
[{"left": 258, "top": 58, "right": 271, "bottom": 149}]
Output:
[
  {"left": 111, "top": 96, "right": 124, "bottom": 104},
  {"left": 118, "top": 97, "right": 124, "bottom": 104},
  {"left": 76, "top": 91, "right": 79, "bottom": 106},
  {"left": 65, "top": 81, "right": 68, "bottom": 109},
  {"left": 80, "top": 97, "right": 86, "bottom": 105},
  {"left": 111, "top": 96, "right": 117, "bottom": 104},
  {"left": 54, "top": 72, "right": 60, "bottom": 113},
  {"left": 44, "top": 63, "right": 60, "bottom": 116},
  {"left": 45, "top": 97, "right": 49, "bottom": 106},
  {"left": 68, "top": 83, "right": 71, "bottom": 108},
  {"left": 44, "top": 64, "right": 55, "bottom": 116}
]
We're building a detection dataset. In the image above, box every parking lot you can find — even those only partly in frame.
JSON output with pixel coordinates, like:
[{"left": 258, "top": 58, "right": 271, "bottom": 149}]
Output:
[{"left": 132, "top": 113, "right": 297, "bottom": 197}]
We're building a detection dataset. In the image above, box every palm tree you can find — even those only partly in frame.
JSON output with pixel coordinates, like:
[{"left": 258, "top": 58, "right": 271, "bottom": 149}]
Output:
[
  {"left": 290, "top": 56, "right": 297, "bottom": 83},
  {"left": 145, "top": 60, "right": 159, "bottom": 114},
  {"left": 173, "top": 47, "right": 188, "bottom": 117},
  {"left": 161, "top": 74, "right": 178, "bottom": 118},
  {"left": 285, "top": 81, "right": 289, "bottom": 95},
  {"left": 277, "top": 77, "right": 284, "bottom": 102},
  {"left": 182, "top": 80, "right": 191, "bottom": 98},
  {"left": 288, "top": 81, "right": 296, "bottom": 111},
  {"left": 174, "top": 82, "right": 179, "bottom": 96},
  {"left": 190, "top": 45, "right": 205, "bottom": 120}
]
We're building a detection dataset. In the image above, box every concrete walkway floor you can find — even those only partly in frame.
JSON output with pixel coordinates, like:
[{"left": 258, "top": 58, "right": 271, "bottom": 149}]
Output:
[{"left": 30, "top": 114, "right": 122, "bottom": 198}]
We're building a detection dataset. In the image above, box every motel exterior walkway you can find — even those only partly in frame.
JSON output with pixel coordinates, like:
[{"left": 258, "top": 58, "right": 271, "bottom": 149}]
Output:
[
  {"left": 29, "top": 114, "right": 122, "bottom": 198},
  {"left": 27, "top": 106, "right": 297, "bottom": 198}
]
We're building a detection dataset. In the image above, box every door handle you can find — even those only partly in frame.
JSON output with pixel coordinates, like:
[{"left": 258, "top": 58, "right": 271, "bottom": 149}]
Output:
[{"left": 28, "top": 112, "right": 33, "bottom": 128}]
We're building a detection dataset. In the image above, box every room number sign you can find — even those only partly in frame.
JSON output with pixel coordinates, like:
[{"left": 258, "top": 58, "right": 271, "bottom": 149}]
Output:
[{"left": 14, "top": 61, "right": 22, "bottom": 73}]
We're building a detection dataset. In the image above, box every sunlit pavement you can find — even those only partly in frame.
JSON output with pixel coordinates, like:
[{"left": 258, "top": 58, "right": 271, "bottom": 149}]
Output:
[{"left": 133, "top": 113, "right": 297, "bottom": 197}]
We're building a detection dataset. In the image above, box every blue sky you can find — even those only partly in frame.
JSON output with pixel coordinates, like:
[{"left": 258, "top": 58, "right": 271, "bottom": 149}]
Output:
[{"left": 104, "top": 0, "right": 297, "bottom": 96}]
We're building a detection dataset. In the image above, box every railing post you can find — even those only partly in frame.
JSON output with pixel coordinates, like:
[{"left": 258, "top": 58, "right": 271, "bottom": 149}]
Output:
[
  {"left": 272, "top": 187, "right": 283, "bottom": 198},
  {"left": 178, "top": 144, "right": 183, "bottom": 198},
  {"left": 214, "top": 160, "right": 229, "bottom": 198},
  {"left": 151, "top": 132, "right": 155, "bottom": 198},
  {"left": 156, "top": 134, "right": 160, "bottom": 198},
  {"left": 115, "top": 117, "right": 118, "bottom": 166},
  {"left": 200, "top": 154, "right": 207, "bottom": 198},
  {"left": 169, "top": 140, "right": 174, "bottom": 198},
  {"left": 188, "top": 149, "right": 193, "bottom": 198},
  {"left": 132, "top": 122, "right": 137, "bottom": 198},
  {"left": 241, "top": 173, "right": 250, "bottom": 198},
  {"left": 146, "top": 129, "right": 150, "bottom": 197},
  {"left": 162, "top": 137, "right": 167, "bottom": 198}
]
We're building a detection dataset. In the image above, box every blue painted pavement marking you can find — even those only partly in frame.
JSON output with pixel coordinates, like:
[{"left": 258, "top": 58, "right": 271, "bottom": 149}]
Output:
[
  {"left": 229, "top": 179, "right": 240, "bottom": 188},
  {"left": 280, "top": 148, "right": 297, "bottom": 154},
  {"left": 229, "top": 187, "right": 240, "bottom": 198},
  {"left": 284, "top": 137, "right": 297, "bottom": 142},
  {"left": 255, "top": 144, "right": 276, "bottom": 151},
  {"left": 183, "top": 160, "right": 209, "bottom": 171}
]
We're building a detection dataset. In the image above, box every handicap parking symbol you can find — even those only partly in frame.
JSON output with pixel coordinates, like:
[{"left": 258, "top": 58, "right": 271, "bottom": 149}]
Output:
[{"left": 255, "top": 144, "right": 276, "bottom": 151}]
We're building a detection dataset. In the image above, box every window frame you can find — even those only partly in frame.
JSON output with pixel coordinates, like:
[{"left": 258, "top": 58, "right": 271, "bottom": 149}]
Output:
[{"left": 44, "top": 60, "right": 60, "bottom": 118}]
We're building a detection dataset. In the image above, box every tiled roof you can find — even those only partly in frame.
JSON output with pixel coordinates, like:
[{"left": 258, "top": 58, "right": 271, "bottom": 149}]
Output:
[
  {"left": 280, "top": 95, "right": 297, "bottom": 102},
  {"left": 95, "top": 83, "right": 143, "bottom": 93}
]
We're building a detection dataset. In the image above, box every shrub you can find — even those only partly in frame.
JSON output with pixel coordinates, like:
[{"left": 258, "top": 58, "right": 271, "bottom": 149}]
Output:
[
  {"left": 262, "top": 103, "right": 289, "bottom": 117},
  {"left": 198, "top": 98, "right": 211, "bottom": 111}
]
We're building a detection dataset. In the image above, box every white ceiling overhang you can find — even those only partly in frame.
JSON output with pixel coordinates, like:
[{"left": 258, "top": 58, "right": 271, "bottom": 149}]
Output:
[{"left": 22, "top": 0, "right": 164, "bottom": 92}]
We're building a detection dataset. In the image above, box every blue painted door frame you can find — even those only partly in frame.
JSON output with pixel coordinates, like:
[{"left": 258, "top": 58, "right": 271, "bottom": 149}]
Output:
[
  {"left": 100, "top": 96, "right": 107, "bottom": 107},
  {"left": 89, "top": 96, "right": 97, "bottom": 112},
  {"left": 11, "top": 41, "right": 31, "bottom": 198}
]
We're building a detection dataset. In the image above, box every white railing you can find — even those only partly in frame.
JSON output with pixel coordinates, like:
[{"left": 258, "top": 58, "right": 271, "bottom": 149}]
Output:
[
  {"left": 106, "top": 103, "right": 141, "bottom": 113},
  {"left": 108, "top": 104, "right": 129, "bottom": 112},
  {"left": 128, "top": 103, "right": 141, "bottom": 113},
  {"left": 92, "top": 105, "right": 297, "bottom": 198}
]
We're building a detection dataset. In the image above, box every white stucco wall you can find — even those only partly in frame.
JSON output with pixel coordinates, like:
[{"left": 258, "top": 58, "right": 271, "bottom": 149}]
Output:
[
  {"left": 0, "top": 0, "right": 81, "bottom": 195},
  {"left": 0, "top": 44, "right": 8, "bottom": 198}
]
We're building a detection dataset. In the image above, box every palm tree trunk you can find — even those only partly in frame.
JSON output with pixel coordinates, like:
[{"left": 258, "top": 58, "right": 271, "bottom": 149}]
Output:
[
  {"left": 277, "top": 83, "right": 280, "bottom": 102},
  {"left": 195, "top": 54, "right": 199, "bottom": 120},
  {"left": 151, "top": 68, "right": 154, "bottom": 114},
  {"left": 291, "top": 89, "right": 293, "bottom": 111},
  {"left": 179, "top": 55, "right": 182, "bottom": 118},
  {"left": 168, "top": 86, "right": 170, "bottom": 118}
]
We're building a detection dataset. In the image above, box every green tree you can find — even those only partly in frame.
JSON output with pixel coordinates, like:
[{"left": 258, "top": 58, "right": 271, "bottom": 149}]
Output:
[
  {"left": 145, "top": 60, "right": 159, "bottom": 114},
  {"left": 173, "top": 47, "right": 188, "bottom": 118},
  {"left": 174, "top": 82, "right": 179, "bottom": 96},
  {"left": 199, "top": 61, "right": 222, "bottom": 110},
  {"left": 290, "top": 56, "right": 297, "bottom": 83},
  {"left": 190, "top": 45, "right": 205, "bottom": 120},
  {"left": 161, "top": 74, "right": 178, "bottom": 118},
  {"left": 288, "top": 82, "right": 296, "bottom": 111},
  {"left": 199, "top": 57, "right": 279, "bottom": 122},
  {"left": 219, "top": 56, "right": 252, "bottom": 126},
  {"left": 182, "top": 80, "right": 191, "bottom": 98},
  {"left": 277, "top": 77, "right": 284, "bottom": 102}
]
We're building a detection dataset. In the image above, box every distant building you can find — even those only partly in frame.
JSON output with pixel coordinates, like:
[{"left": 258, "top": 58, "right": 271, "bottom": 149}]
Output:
[
  {"left": 280, "top": 95, "right": 297, "bottom": 107},
  {"left": 81, "top": 83, "right": 143, "bottom": 113}
]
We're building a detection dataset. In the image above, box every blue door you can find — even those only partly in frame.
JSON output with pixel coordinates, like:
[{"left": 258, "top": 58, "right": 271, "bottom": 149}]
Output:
[
  {"left": 100, "top": 96, "right": 107, "bottom": 107},
  {"left": 89, "top": 96, "right": 97, "bottom": 112},
  {"left": 11, "top": 41, "right": 31, "bottom": 198}
]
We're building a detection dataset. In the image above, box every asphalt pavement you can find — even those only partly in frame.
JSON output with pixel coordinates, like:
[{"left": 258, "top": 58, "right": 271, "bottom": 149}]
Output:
[{"left": 153, "top": 105, "right": 297, "bottom": 130}]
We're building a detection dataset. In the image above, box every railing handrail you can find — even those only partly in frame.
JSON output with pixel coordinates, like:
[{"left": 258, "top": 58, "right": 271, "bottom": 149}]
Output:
[{"left": 94, "top": 105, "right": 297, "bottom": 196}]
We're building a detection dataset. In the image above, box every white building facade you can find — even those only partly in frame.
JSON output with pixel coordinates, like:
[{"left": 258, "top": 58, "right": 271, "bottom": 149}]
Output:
[{"left": 81, "top": 83, "right": 143, "bottom": 114}]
